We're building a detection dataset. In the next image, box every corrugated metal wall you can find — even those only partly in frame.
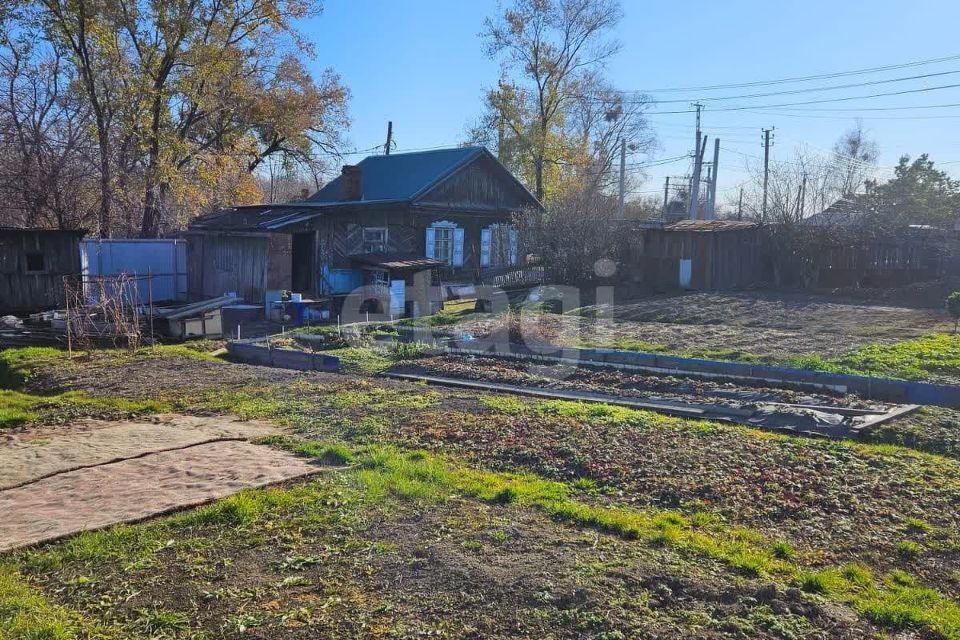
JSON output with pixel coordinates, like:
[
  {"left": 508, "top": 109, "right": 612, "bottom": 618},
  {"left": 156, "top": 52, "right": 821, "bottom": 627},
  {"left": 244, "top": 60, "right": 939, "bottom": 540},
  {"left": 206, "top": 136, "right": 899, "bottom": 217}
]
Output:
[{"left": 81, "top": 239, "right": 187, "bottom": 302}]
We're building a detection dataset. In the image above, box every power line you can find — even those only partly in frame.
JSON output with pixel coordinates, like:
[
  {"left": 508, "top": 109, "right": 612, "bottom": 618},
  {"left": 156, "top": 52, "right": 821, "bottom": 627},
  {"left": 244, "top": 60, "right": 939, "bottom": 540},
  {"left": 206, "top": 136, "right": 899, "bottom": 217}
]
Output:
[
  {"left": 648, "top": 69, "right": 960, "bottom": 104},
  {"left": 617, "top": 53, "right": 960, "bottom": 93},
  {"left": 636, "top": 82, "right": 960, "bottom": 114},
  {"left": 750, "top": 101, "right": 960, "bottom": 113}
]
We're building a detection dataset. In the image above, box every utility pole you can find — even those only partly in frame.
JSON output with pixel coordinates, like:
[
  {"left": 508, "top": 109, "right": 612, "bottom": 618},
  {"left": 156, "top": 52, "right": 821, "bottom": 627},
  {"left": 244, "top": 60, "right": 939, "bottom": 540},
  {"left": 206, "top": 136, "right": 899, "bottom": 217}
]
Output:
[
  {"left": 798, "top": 173, "right": 808, "bottom": 221},
  {"left": 662, "top": 176, "right": 670, "bottom": 221},
  {"left": 384, "top": 121, "right": 393, "bottom": 155},
  {"left": 737, "top": 187, "right": 744, "bottom": 220},
  {"left": 703, "top": 165, "right": 712, "bottom": 220},
  {"left": 618, "top": 138, "right": 626, "bottom": 219},
  {"left": 762, "top": 127, "right": 774, "bottom": 222},
  {"left": 690, "top": 134, "right": 706, "bottom": 219},
  {"left": 687, "top": 103, "right": 704, "bottom": 220},
  {"left": 707, "top": 138, "right": 720, "bottom": 219}
]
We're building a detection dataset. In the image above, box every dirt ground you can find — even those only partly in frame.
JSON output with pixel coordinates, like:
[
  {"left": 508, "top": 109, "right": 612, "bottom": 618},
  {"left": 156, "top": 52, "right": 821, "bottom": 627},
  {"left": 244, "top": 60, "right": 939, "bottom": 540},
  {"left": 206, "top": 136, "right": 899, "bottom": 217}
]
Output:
[
  {"left": 18, "top": 476, "right": 875, "bottom": 639},
  {"left": 4, "top": 347, "right": 960, "bottom": 638},
  {"left": 455, "top": 290, "right": 951, "bottom": 358}
]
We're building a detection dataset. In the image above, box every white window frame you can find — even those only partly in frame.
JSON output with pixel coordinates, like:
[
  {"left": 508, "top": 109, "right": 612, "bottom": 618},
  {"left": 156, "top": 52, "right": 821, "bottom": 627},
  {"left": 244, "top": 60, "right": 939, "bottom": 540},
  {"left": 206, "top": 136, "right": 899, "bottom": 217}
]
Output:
[
  {"left": 426, "top": 220, "right": 463, "bottom": 267},
  {"left": 434, "top": 226, "right": 454, "bottom": 264},
  {"left": 362, "top": 227, "right": 388, "bottom": 254}
]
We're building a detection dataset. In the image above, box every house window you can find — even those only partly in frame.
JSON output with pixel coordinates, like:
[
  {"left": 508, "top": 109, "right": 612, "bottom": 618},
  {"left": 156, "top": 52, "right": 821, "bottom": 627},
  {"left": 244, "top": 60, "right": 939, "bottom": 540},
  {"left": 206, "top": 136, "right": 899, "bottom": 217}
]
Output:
[
  {"left": 363, "top": 227, "right": 387, "bottom": 253},
  {"left": 434, "top": 226, "right": 453, "bottom": 264},
  {"left": 426, "top": 221, "right": 463, "bottom": 266},
  {"left": 366, "top": 269, "right": 389, "bottom": 287},
  {"left": 25, "top": 252, "right": 45, "bottom": 273},
  {"left": 481, "top": 224, "right": 519, "bottom": 267}
]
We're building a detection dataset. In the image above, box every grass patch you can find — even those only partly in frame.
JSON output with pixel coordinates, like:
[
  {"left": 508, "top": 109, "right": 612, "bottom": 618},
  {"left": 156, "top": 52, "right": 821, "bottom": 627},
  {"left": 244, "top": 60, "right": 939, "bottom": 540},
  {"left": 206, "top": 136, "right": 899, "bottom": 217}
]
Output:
[
  {"left": 323, "top": 346, "right": 394, "bottom": 375},
  {"left": 582, "top": 332, "right": 960, "bottom": 382},
  {"left": 0, "top": 347, "right": 66, "bottom": 390},
  {"left": 9, "top": 437, "right": 960, "bottom": 640},
  {"left": 790, "top": 333, "right": 960, "bottom": 381},
  {"left": 0, "top": 389, "right": 168, "bottom": 429},
  {"left": 0, "top": 563, "right": 86, "bottom": 640},
  {"left": 897, "top": 540, "right": 924, "bottom": 558}
]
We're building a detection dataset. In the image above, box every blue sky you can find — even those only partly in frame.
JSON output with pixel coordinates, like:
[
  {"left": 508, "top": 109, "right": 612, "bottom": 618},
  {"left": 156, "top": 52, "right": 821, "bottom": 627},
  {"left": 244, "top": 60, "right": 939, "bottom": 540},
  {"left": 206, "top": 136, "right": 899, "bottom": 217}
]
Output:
[{"left": 302, "top": 0, "right": 960, "bottom": 201}]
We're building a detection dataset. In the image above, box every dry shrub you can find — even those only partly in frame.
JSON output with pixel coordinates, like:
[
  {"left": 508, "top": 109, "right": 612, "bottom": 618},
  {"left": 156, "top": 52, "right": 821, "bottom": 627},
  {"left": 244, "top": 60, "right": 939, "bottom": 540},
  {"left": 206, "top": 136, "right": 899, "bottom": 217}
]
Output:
[{"left": 505, "top": 309, "right": 559, "bottom": 345}]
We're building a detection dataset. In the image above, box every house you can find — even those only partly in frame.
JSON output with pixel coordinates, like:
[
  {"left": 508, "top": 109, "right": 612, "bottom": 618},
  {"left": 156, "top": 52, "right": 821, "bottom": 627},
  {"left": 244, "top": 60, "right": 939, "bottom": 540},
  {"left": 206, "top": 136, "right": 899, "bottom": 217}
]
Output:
[
  {"left": 186, "top": 146, "right": 542, "bottom": 317},
  {"left": 803, "top": 197, "right": 876, "bottom": 227},
  {"left": 0, "top": 228, "right": 84, "bottom": 314}
]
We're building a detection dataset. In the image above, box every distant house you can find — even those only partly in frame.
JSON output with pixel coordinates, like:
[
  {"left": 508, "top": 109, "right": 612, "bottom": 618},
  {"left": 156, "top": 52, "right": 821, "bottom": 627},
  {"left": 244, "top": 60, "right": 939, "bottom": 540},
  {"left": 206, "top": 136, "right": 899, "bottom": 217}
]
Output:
[
  {"left": 187, "top": 146, "right": 541, "bottom": 316},
  {"left": 0, "top": 228, "right": 84, "bottom": 314},
  {"left": 802, "top": 197, "right": 874, "bottom": 227},
  {"left": 800, "top": 198, "right": 951, "bottom": 287}
]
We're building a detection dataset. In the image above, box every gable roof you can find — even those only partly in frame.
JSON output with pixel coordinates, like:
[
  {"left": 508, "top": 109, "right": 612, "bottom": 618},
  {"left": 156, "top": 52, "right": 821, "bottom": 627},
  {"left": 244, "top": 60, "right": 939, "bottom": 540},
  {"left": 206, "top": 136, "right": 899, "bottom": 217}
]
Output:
[
  {"left": 189, "top": 146, "right": 541, "bottom": 232},
  {"left": 803, "top": 197, "right": 874, "bottom": 227},
  {"left": 308, "top": 146, "right": 541, "bottom": 208}
]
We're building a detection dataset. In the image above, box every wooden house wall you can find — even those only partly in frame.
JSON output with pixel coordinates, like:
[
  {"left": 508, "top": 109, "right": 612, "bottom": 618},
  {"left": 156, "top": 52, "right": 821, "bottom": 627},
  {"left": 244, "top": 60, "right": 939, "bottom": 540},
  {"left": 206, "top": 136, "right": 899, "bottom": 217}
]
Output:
[
  {"left": 303, "top": 205, "right": 516, "bottom": 282},
  {"left": 417, "top": 154, "right": 533, "bottom": 212},
  {"left": 0, "top": 230, "right": 82, "bottom": 313},
  {"left": 186, "top": 232, "right": 270, "bottom": 303}
]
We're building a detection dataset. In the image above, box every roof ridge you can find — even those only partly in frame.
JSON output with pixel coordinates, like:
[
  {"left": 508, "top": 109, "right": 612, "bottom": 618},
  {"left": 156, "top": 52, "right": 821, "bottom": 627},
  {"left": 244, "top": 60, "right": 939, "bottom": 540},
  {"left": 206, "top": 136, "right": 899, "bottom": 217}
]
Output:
[{"left": 358, "top": 146, "right": 484, "bottom": 162}]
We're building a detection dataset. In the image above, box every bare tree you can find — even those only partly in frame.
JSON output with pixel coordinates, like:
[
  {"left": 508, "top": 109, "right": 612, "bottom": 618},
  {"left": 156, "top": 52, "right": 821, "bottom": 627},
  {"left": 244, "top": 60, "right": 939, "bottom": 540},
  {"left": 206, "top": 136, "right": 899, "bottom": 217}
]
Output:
[
  {"left": 517, "top": 190, "right": 622, "bottom": 284},
  {"left": 831, "top": 120, "right": 879, "bottom": 198},
  {"left": 478, "top": 0, "right": 649, "bottom": 202},
  {"left": 0, "top": 37, "right": 97, "bottom": 229}
]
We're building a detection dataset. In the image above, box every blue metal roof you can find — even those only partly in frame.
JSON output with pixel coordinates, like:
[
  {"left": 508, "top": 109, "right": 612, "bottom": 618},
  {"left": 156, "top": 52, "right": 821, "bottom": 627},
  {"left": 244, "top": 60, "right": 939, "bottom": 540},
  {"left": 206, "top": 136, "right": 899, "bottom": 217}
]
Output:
[{"left": 308, "top": 146, "right": 487, "bottom": 203}]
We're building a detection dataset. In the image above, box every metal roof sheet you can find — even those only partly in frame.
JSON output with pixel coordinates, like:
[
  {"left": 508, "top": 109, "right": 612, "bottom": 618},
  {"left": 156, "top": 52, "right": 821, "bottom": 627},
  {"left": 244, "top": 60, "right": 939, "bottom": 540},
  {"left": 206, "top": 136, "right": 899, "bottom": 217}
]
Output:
[
  {"left": 308, "top": 147, "right": 486, "bottom": 203},
  {"left": 350, "top": 252, "right": 444, "bottom": 270},
  {"left": 664, "top": 219, "right": 759, "bottom": 232}
]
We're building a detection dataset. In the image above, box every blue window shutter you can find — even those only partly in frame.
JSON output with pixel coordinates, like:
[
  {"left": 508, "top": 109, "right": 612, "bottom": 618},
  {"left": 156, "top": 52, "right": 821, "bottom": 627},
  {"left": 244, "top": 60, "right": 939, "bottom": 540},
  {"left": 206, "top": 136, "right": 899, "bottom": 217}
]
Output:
[
  {"left": 453, "top": 227, "right": 465, "bottom": 267},
  {"left": 480, "top": 228, "right": 492, "bottom": 267},
  {"left": 508, "top": 227, "right": 519, "bottom": 266},
  {"left": 425, "top": 227, "right": 436, "bottom": 259}
]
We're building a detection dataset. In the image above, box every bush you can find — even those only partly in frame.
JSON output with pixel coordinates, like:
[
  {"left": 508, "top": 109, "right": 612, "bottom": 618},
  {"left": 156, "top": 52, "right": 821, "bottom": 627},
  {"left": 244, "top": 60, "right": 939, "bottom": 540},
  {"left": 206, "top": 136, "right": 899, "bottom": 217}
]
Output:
[
  {"left": 947, "top": 291, "right": 960, "bottom": 332},
  {"left": 386, "top": 341, "right": 431, "bottom": 361}
]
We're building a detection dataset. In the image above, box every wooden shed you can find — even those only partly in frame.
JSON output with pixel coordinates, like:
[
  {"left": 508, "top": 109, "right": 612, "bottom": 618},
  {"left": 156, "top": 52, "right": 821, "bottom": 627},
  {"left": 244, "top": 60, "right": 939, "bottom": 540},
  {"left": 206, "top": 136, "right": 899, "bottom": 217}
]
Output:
[
  {"left": 0, "top": 228, "right": 84, "bottom": 314},
  {"left": 617, "top": 220, "right": 765, "bottom": 291}
]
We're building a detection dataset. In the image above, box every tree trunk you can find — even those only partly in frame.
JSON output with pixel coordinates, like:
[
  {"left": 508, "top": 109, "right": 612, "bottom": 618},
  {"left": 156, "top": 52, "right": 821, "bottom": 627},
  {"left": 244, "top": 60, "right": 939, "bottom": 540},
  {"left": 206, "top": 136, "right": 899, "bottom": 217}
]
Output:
[
  {"left": 96, "top": 125, "right": 112, "bottom": 238},
  {"left": 534, "top": 159, "right": 544, "bottom": 202},
  {"left": 140, "top": 93, "right": 165, "bottom": 238}
]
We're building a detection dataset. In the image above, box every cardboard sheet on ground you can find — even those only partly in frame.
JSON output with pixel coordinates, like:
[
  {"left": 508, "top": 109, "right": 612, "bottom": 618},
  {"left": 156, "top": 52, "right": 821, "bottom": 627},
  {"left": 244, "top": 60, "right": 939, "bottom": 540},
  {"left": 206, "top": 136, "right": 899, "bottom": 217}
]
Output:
[
  {"left": 0, "top": 440, "right": 321, "bottom": 552},
  {"left": 0, "top": 414, "right": 279, "bottom": 490}
]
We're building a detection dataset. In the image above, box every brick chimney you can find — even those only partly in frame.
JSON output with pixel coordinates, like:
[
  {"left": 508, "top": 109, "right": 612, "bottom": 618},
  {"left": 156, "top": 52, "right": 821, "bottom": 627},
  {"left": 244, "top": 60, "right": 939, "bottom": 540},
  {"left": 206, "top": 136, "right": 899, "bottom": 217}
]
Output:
[{"left": 341, "top": 165, "right": 362, "bottom": 201}]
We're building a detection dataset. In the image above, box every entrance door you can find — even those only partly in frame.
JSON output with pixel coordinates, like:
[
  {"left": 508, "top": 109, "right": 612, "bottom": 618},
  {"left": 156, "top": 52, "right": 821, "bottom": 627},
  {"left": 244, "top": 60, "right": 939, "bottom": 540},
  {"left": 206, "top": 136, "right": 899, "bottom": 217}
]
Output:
[
  {"left": 679, "top": 259, "right": 693, "bottom": 289},
  {"left": 291, "top": 232, "right": 315, "bottom": 294}
]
